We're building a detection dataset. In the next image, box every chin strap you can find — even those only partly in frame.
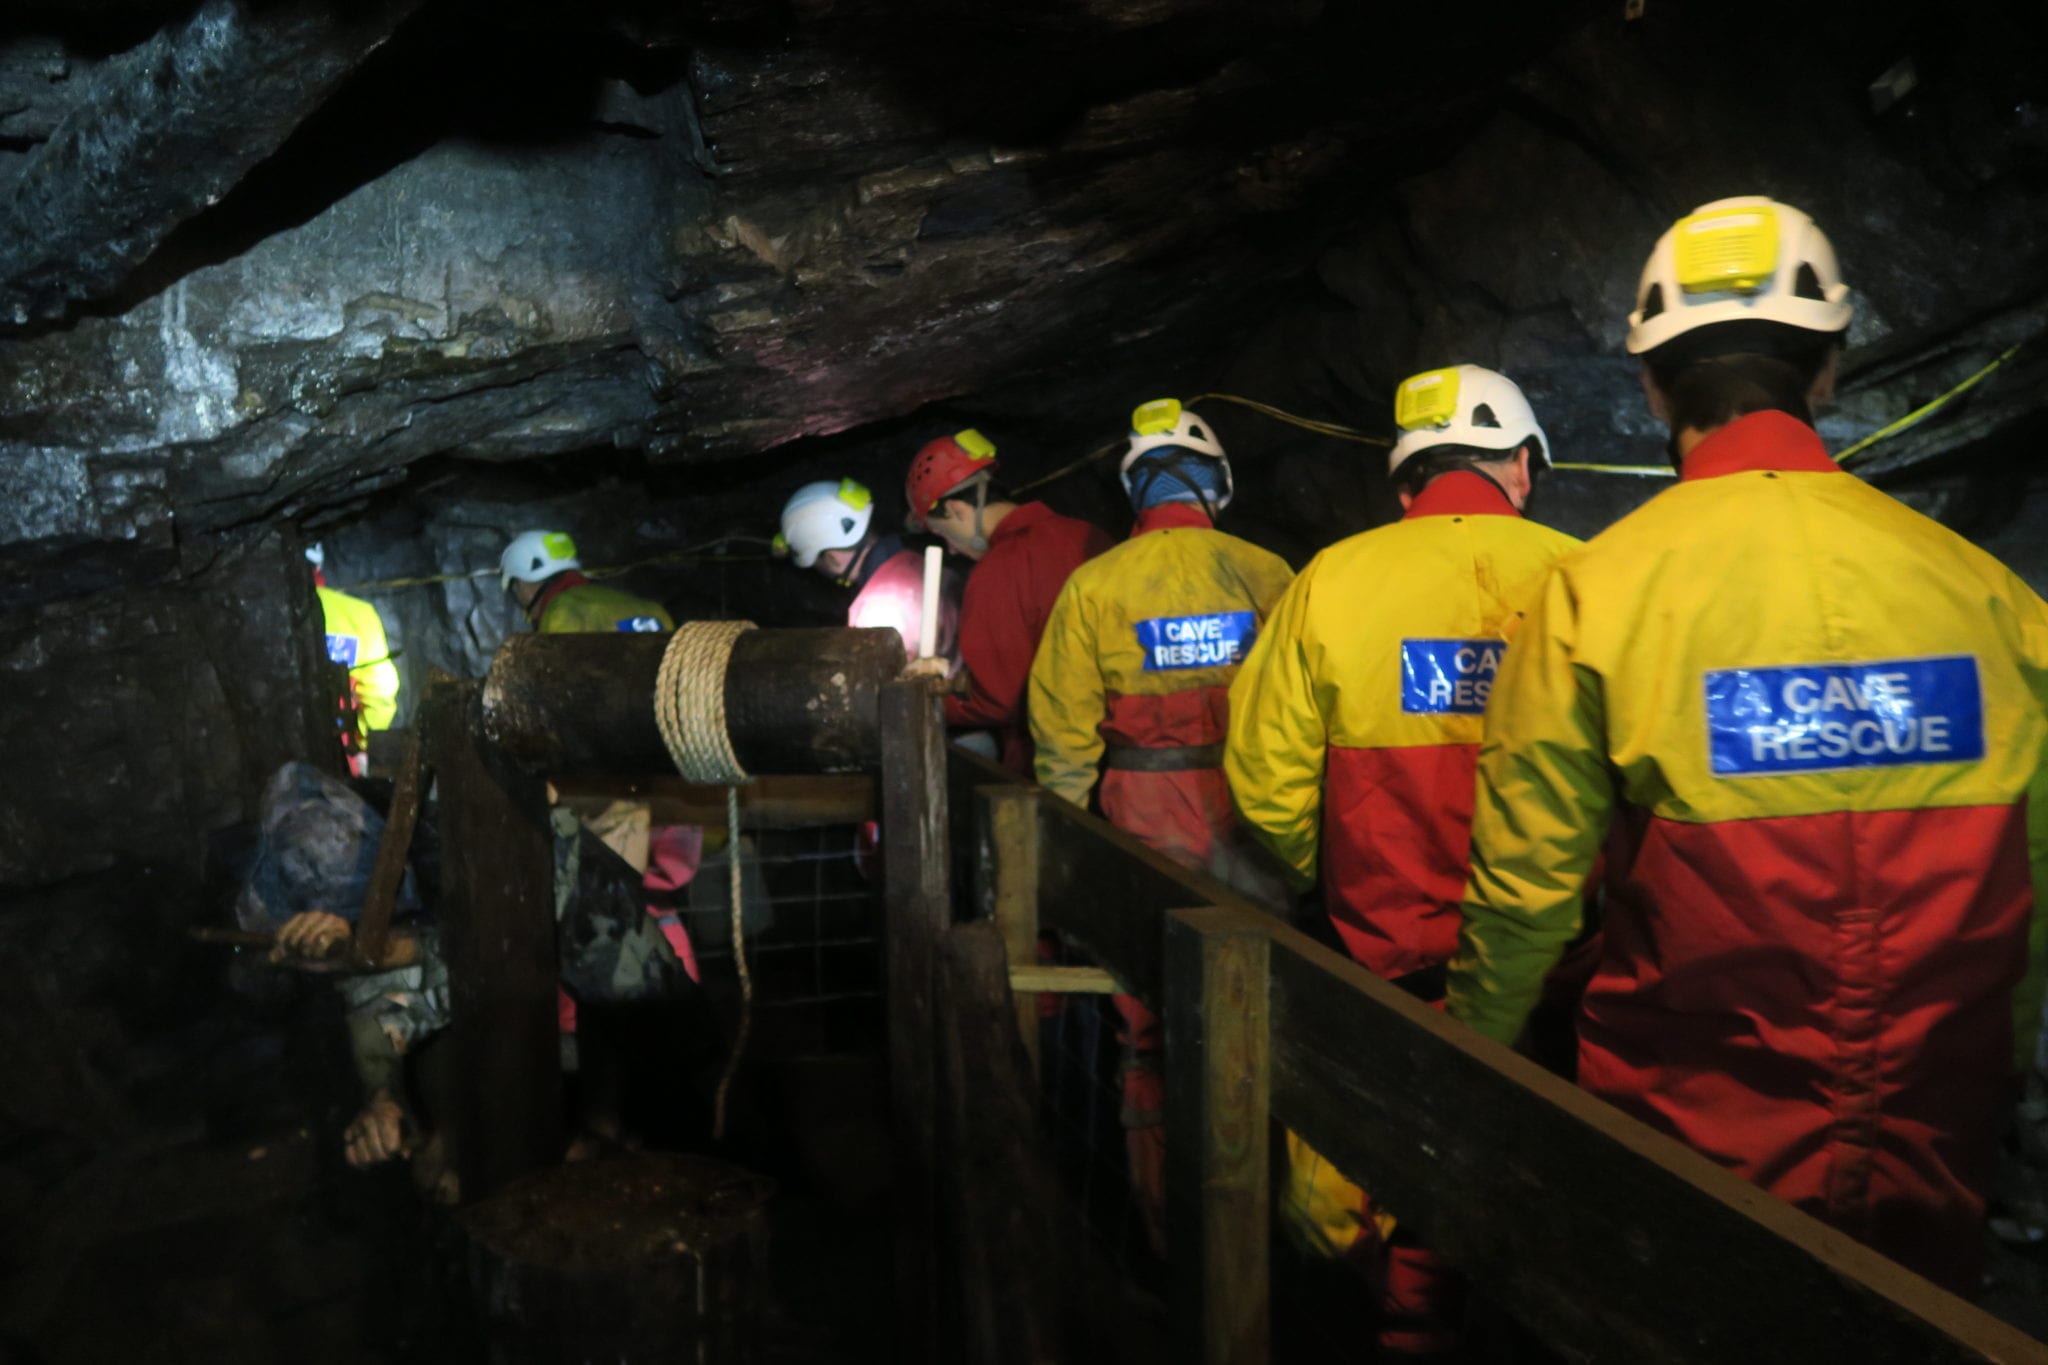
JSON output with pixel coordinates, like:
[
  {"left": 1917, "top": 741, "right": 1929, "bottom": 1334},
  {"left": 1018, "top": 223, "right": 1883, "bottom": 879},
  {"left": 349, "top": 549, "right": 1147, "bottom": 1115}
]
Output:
[
  {"left": 965, "top": 476, "right": 991, "bottom": 554},
  {"left": 834, "top": 536, "right": 879, "bottom": 589}
]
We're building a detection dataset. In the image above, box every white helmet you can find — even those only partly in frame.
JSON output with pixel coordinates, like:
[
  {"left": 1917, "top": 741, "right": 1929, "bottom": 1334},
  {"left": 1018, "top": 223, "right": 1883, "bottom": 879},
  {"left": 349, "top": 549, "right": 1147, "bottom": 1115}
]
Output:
[
  {"left": 304, "top": 541, "right": 325, "bottom": 568},
  {"left": 1626, "top": 196, "right": 1852, "bottom": 357},
  {"left": 500, "top": 529, "right": 580, "bottom": 590},
  {"left": 1389, "top": 365, "right": 1550, "bottom": 477},
  {"left": 1119, "top": 398, "right": 1234, "bottom": 511},
  {"left": 774, "top": 479, "right": 875, "bottom": 569}
]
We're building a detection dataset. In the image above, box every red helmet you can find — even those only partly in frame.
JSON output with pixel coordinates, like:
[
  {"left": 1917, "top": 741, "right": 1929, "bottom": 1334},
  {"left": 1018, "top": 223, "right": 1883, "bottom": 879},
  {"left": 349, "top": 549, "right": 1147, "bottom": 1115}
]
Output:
[{"left": 905, "top": 429, "right": 998, "bottom": 529}]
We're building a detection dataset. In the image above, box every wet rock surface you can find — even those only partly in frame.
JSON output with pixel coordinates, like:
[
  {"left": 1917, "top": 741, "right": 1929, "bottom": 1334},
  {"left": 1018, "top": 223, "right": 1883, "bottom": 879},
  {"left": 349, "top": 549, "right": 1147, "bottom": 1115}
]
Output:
[{"left": 0, "top": 2, "right": 2036, "bottom": 607}]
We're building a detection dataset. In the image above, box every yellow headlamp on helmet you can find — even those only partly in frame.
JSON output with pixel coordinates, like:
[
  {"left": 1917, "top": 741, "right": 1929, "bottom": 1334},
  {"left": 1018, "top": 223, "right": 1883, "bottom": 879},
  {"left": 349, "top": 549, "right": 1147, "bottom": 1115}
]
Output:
[
  {"left": 1131, "top": 398, "right": 1182, "bottom": 437},
  {"left": 1674, "top": 204, "right": 1780, "bottom": 295},
  {"left": 1394, "top": 367, "right": 1461, "bottom": 431}
]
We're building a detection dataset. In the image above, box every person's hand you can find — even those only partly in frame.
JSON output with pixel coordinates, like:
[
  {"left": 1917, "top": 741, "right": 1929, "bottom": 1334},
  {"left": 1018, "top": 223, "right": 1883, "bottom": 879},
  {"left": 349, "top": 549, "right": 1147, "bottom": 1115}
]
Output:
[
  {"left": 343, "top": 1089, "right": 411, "bottom": 1167},
  {"left": 270, "top": 910, "right": 352, "bottom": 962},
  {"left": 899, "top": 657, "right": 950, "bottom": 681}
]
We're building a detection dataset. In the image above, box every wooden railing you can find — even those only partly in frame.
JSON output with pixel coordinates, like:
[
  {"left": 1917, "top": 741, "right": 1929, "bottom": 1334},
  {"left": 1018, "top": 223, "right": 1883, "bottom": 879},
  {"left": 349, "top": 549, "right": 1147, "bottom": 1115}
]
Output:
[
  {"left": 941, "top": 744, "right": 2048, "bottom": 1365},
  {"left": 415, "top": 654, "right": 2048, "bottom": 1364}
]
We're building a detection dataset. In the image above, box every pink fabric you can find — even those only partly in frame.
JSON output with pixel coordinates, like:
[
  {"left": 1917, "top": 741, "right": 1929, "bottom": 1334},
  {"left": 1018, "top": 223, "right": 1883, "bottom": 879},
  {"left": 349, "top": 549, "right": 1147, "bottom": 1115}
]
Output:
[{"left": 645, "top": 824, "right": 704, "bottom": 984}]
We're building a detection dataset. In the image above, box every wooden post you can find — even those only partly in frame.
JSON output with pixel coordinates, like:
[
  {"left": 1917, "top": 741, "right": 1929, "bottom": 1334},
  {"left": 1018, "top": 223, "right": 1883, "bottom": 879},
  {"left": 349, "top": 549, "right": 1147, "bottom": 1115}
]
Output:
[
  {"left": 351, "top": 725, "right": 424, "bottom": 970},
  {"left": 977, "top": 785, "right": 1043, "bottom": 1080},
  {"left": 1164, "top": 907, "right": 1272, "bottom": 1365},
  {"left": 429, "top": 677, "right": 563, "bottom": 1201},
  {"left": 879, "top": 678, "right": 950, "bottom": 1363},
  {"left": 935, "top": 923, "right": 1067, "bottom": 1365}
]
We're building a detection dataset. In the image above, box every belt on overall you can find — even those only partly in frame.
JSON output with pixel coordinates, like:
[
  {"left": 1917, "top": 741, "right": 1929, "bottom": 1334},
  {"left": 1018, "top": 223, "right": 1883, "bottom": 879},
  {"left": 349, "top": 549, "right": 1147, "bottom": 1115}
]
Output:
[{"left": 1101, "top": 743, "right": 1224, "bottom": 772}]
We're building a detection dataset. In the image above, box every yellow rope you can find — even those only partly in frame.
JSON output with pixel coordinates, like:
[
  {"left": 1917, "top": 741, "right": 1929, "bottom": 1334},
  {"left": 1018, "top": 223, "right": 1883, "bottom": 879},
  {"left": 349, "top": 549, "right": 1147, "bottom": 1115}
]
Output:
[
  {"left": 1834, "top": 341, "right": 2026, "bottom": 465},
  {"left": 1552, "top": 462, "right": 1676, "bottom": 478},
  {"left": 1182, "top": 392, "right": 1392, "bottom": 447},
  {"left": 331, "top": 540, "right": 775, "bottom": 593},
  {"left": 654, "top": 620, "right": 758, "bottom": 1143}
]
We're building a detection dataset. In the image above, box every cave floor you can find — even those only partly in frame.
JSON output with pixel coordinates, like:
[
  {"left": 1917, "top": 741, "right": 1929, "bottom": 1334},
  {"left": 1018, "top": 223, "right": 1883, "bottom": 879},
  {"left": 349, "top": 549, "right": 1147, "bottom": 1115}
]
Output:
[
  {"left": 1, "top": 1050, "right": 899, "bottom": 1364},
  {"left": 7, "top": 1027, "right": 2048, "bottom": 1361}
]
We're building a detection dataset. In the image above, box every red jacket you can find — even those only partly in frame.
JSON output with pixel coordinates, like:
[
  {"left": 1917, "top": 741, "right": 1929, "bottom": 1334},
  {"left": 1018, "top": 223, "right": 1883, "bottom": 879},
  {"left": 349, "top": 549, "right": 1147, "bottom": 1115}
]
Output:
[
  {"left": 945, "top": 502, "right": 1114, "bottom": 773},
  {"left": 1226, "top": 474, "right": 1581, "bottom": 981},
  {"left": 1448, "top": 413, "right": 2048, "bottom": 1292}
]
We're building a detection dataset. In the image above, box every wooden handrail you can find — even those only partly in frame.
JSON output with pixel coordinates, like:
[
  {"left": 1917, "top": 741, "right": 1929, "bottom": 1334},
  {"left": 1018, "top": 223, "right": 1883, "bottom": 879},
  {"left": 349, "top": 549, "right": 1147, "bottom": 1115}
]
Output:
[{"left": 948, "top": 744, "right": 2048, "bottom": 1365}]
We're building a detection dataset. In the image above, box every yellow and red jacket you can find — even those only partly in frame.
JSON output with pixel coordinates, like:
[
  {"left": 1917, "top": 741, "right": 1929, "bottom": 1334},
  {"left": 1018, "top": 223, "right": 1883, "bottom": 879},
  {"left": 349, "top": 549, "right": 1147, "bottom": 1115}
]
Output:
[
  {"left": 1227, "top": 472, "right": 1581, "bottom": 981},
  {"left": 1445, "top": 411, "right": 2048, "bottom": 1292},
  {"left": 1029, "top": 503, "right": 1293, "bottom": 872},
  {"left": 532, "top": 573, "right": 674, "bottom": 635},
  {"left": 317, "top": 585, "right": 399, "bottom": 733}
]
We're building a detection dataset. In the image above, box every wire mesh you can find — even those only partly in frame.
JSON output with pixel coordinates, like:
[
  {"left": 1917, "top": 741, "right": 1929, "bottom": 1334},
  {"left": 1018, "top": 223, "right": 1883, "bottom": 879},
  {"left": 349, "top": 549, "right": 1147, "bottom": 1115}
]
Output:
[{"left": 688, "top": 823, "right": 884, "bottom": 1058}]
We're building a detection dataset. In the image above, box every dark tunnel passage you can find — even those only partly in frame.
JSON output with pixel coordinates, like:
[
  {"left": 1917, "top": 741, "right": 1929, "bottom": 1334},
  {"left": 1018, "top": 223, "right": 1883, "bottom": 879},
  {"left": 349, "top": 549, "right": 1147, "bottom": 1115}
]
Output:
[{"left": 5, "top": 0, "right": 2048, "bottom": 1360}]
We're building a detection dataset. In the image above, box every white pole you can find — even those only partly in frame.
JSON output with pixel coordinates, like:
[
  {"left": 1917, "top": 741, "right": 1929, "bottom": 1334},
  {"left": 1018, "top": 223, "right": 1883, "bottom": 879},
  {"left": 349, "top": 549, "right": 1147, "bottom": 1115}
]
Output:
[{"left": 918, "top": 544, "right": 942, "bottom": 661}]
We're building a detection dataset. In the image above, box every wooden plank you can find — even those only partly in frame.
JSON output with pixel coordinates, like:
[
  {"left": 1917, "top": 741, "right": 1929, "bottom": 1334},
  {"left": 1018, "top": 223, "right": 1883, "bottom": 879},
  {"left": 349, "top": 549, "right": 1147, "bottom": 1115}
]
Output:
[
  {"left": 1031, "top": 789, "right": 1276, "bottom": 1001},
  {"left": 880, "top": 679, "right": 951, "bottom": 1363},
  {"left": 352, "top": 724, "right": 424, "bottom": 970},
  {"left": 428, "top": 677, "right": 563, "bottom": 1202},
  {"left": 977, "top": 785, "right": 1045, "bottom": 1077},
  {"left": 1006, "top": 965, "right": 1116, "bottom": 995},
  {"left": 1164, "top": 908, "right": 1271, "bottom": 1365},
  {"left": 939, "top": 748, "right": 2044, "bottom": 1362},
  {"left": 547, "top": 772, "right": 875, "bottom": 827},
  {"left": 935, "top": 922, "right": 1067, "bottom": 1365},
  {"left": 1261, "top": 918, "right": 2048, "bottom": 1365}
]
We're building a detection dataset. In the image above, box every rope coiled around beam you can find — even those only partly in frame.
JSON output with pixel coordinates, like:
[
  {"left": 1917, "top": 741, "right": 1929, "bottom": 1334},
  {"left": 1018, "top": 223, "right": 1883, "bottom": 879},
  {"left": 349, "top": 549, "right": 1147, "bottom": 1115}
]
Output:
[{"left": 655, "top": 620, "right": 758, "bottom": 1142}]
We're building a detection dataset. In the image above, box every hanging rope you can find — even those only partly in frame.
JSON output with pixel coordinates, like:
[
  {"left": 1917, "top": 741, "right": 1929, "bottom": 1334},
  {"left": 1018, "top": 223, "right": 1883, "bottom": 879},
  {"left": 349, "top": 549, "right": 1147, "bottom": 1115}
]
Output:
[{"left": 654, "top": 619, "right": 759, "bottom": 1142}]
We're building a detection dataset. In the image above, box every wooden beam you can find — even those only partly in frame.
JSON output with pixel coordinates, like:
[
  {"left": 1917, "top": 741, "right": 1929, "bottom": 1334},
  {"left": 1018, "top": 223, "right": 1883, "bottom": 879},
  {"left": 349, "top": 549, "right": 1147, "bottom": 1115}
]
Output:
[
  {"left": 935, "top": 922, "right": 1067, "bottom": 1365},
  {"left": 1006, "top": 965, "right": 1116, "bottom": 995},
  {"left": 1263, "top": 921, "right": 2048, "bottom": 1365},
  {"left": 428, "top": 677, "right": 562, "bottom": 1202},
  {"left": 977, "top": 785, "right": 1045, "bottom": 1077},
  {"left": 1030, "top": 786, "right": 1256, "bottom": 1003},
  {"left": 481, "top": 628, "right": 903, "bottom": 778},
  {"left": 352, "top": 725, "right": 424, "bottom": 970},
  {"left": 881, "top": 678, "right": 950, "bottom": 1363},
  {"left": 550, "top": 773, "right": 875, "bottom": 827},
  {"left": 938, "top": 749, "right": 2048, "bottom": 1362},
  {"left": 1164, "top": 908, "right": 1271, "bottom": 1365}
]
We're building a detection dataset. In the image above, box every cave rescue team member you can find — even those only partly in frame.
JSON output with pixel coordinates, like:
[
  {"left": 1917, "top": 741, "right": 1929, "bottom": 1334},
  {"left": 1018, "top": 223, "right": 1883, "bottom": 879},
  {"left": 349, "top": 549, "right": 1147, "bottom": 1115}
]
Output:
[
  {"left": 309, "top": 542, "right": 399, "bottom": 778},
  {"left": 1225, "top": 364, "right": 1579, "bottom": 1356},
  {"left": 500, "top": 529, "right": 673, "bottom": 634},
  {"left": 904, "top": 427, "right": 1113, "bottom": 773},
  {"left": 775, "top": 478, "right": 958, "bottom": 663},
  {"left": 1028, "top": 398, "right": 1293, "bottom": 1255},
  {"left": 1445, "top": 195, "right": 2048, "bottom": 1295}
]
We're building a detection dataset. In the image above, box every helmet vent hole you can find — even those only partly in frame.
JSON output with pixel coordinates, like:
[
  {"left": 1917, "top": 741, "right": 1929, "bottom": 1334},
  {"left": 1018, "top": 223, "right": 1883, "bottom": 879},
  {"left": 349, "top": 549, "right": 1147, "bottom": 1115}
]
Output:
[
  {"left": 1640, "top": 283, "right": 1665, "bottom": 321},
  {"left": 1471, "top": 403, "right": 1501, "bottom": 428},
  {"left": 841, "top": 517, "right": 855, "bottom": 533},
  {"left": 1794, "top": 262, "right": 1826, "bottom": 301}
]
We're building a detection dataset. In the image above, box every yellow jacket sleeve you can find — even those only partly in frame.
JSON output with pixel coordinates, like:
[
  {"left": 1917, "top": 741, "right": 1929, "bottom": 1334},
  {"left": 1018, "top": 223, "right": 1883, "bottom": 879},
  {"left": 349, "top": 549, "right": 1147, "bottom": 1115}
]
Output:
[
  {"left": 1029, "top": 576, "right": 1107, "bottom": 807},
  {"left": 350, "top": 608, "right": 400, "bottom": 732},
  {"left": 1446, "top": 568, "right": 1616, "bottom": 1045},
  {"left": 1225, "top": 564, "right": 1324, "bottom": 885},
  {"left": 2010, "top": 582, "right": 2048, "bottom": 1074}
]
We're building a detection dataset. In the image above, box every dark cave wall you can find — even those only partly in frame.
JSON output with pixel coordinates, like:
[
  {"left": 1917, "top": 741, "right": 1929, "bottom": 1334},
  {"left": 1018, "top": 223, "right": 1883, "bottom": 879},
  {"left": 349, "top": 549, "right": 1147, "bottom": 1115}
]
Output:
[{"left": 0, "top": 529, "right": 331, "bottom": 889}]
